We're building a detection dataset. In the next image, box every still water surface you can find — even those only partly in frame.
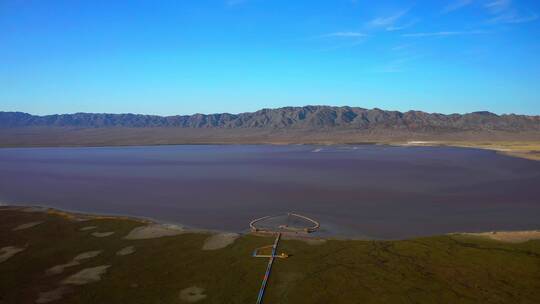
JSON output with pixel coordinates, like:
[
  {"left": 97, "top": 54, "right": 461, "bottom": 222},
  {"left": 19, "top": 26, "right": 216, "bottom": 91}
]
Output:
[{"left": 0, "top": 145, "right": 539, "bottom": 239}]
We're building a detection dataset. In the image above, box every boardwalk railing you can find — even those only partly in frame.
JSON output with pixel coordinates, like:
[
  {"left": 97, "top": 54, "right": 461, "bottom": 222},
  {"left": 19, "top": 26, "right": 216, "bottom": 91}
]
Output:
[
  {"left": 255, "top": 233, "right": 281, "bottom": 304},
  {"left": 250, "top": 212, "right": 320, "bottom": 304}
]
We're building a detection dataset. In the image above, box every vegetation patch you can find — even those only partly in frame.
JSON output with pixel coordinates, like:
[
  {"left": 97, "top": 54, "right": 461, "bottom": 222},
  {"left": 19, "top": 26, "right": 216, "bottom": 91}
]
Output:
[{"left": 0, "top": 208, "right": 539, "bottom": 303}]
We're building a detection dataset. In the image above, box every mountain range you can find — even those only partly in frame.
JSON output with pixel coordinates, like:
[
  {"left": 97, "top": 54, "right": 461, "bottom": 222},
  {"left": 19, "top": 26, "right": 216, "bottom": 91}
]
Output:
[
  {"left": 1, "top": 106, "right": 539, "bottom": 131},
  {"left": 1, "top": 106, "right": 539, "bottom": 148}
]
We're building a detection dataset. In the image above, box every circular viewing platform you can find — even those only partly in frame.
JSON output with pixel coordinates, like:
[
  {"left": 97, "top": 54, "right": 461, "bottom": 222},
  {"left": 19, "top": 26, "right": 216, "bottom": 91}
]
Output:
[{"left": 249, "top": 212, "right": 320, "bottom": 234}]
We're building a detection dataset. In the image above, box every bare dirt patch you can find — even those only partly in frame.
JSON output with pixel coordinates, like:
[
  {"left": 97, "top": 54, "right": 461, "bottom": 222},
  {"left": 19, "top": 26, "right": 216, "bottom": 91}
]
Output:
[
  {"left": 62, "top": 265, "right": 111, "bottom": 285},
  {"left": 79, "top": 226, "right": 97, "bottom": 231},
  {"left": 179, "top": 286, "right": 207, "bottom": 303},
  {"left": 46, "top": 250, "right": 102, "bottom": 275},
  {"left": 12, "top": 221, "right": 43, "bottom": 231},
  {"left": 116, "top": 246, "right": 135, "bottom": 256},
  {"left": 73, "top": 250, "right": 102, "bottom": 261},
  {"left": 202, "top": 233, "right": 239, "bottom": 250},
  {"left": 463, "top": 230, "right": 540, "bottom": 243},
  {"left": 124, "top": 224, "right": 184, "bottom": 240},
  {"left": 46, "top": 261, "right": 79, "bottom": 276},
  {"left": 0, "top": 246, "right": 25, "bottom": 263},
  {"left": 35, "top": 286, "right": 72, "bottom": 303},
  {"left": 91, "top": 231, "right": 115, "bottom": 238}
]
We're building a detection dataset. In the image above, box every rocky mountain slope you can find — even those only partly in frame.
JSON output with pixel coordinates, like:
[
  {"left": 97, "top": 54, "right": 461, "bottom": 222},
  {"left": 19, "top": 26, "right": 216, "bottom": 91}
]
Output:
[{"left": 1, "top": 106, "right": 539, "bottom": 132}]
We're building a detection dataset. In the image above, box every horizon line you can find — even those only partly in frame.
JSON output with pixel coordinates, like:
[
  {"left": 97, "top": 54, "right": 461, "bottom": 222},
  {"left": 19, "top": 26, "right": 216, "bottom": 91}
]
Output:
[{"left": 1, "top": 105, "right": 538, "bottom": 117}]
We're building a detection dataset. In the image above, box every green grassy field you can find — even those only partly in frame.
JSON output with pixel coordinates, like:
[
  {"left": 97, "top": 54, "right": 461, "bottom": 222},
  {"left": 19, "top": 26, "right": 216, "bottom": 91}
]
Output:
[{"left": 1, "top": 208, "right": 539, "bottom": 304}]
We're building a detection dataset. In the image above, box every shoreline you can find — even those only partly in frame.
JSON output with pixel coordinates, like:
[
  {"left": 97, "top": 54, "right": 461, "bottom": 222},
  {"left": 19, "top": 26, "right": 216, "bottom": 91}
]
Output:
[
  {"left": 394, "top": 140, "right": 540, "bottom": 161},
  {"left": 2, "top": 204, "right": 540, "bottom": 243},
  {"left": 3, "top": 204, "right": 539, "bottom": 303},
  {"left": 0, "top": 204, "right": 234, "bottom": 236},
  {"left": 0, "top": 140, "right": 538, "bottom": 161},
  {"left": 0, "top": 204, "right": 344, "bottom": 241}
]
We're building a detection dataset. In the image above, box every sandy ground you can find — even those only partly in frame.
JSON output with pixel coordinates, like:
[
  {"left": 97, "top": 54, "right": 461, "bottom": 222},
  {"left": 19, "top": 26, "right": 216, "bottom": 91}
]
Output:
[
  {"left": 12, "top": 221, "right": 43, "bottom": 231},
  {"left": 79, "top": 226, "right": 97, "bottom": 231},
  {"left": 400, "top": 141, "right": 540, "bottom": 161},
  {"left": 91, "top": 231, "right": 115, "bottom": 237},
  {"left": 124, "top": 224, "right": 184, "bottom": 240},
  {"left": 116, "top": 246, "right": 136, "bottom": 256},
  {"left": 62, "top": 265, "right": 111, "bottom": 285},
  {"left": 202, "top": 233, "right": 239, "bottom": 250},
  {"left": 0, "top": 246, "right": 25, "bottom": 263},
  {"left": 179, "top": 286, "right": 207, "bottom": 303},
  {"left": 462, "top": 230, "right": 540, "bottom": 243},
  {"left": 46, "top": 250, "right": 103, "bottom": 275}
]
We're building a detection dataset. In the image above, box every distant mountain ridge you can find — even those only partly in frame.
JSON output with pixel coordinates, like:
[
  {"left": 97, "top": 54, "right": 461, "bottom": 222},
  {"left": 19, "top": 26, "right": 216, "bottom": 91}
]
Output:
[{"left": 1, "top": 106, "right": 539, "bottom": 132}]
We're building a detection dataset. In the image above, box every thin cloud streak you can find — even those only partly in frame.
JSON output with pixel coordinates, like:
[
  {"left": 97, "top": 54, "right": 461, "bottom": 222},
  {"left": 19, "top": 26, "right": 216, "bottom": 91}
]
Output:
[
  {"left": 488, "top": 12, "right": 538, "bottom": 24},
  {"left": 321, "top": 32, "right": 367, "bottom": 38},
  {"left": 402, "top": 30, "right": 488, "bottom": 38},
  {"left": 485, "top": 0, "right": 511, "bottom": 14},
  {"left": 367, "top": 10, "right": 409, "bottom": 28},
  {"left": 386, "top": 19, "right": 418, "bottom": 31},
  {"left": 483, "top": 0, "right": 537, "bottom": 24},
  {"left": 442, "top": 0, "right": 474, "bottom": 13}
]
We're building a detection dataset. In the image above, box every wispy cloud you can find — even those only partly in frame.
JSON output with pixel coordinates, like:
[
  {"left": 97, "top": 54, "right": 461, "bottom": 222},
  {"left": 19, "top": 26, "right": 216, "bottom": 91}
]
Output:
[
  {"left": 488, "top": 12, "right": 538, "bottom": 24},
  {"left": 484, "top": 0, "right": 538, "bottom": 24},
  {"left": 440, "top": 0, "right": 537, "bottom": 25},
  {"left": 485, "top": 0, "right": 511, "bottom": 14},
  {"left": 442, "top": 0, "right": 474, "bottom": 13},
  {"left": 367, "top": 10, "right": 409, "bottom": 29},
  {"left": 402, "top": 30, "right": 487, "bottom": 38},
  {"left": 386, "top": 19, "right": 418, "bottom": 31},
  {"left": 321, "top": 32, "right": 367, "bottom": 38}
]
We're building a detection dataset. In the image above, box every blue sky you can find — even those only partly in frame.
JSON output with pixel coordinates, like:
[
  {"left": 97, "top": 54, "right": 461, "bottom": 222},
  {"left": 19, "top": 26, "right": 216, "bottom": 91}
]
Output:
[{"left": 1, "top": 0, "right": 539, "bottom": 115}]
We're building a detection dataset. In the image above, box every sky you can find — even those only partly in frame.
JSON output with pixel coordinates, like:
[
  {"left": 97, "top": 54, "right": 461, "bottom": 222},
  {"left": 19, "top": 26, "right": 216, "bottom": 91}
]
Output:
[{"left": 1, "top": 0, "right": 539, "bottom": 116}]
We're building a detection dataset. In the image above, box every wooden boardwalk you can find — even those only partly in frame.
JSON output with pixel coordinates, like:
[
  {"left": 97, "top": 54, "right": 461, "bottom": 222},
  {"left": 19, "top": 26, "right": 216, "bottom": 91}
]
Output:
[
  {"left": 250, "top": 212, "right": 320, "bottom": 304},
  {"left": 255, "top": 232, "right": 281, "bottom": 304}
]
